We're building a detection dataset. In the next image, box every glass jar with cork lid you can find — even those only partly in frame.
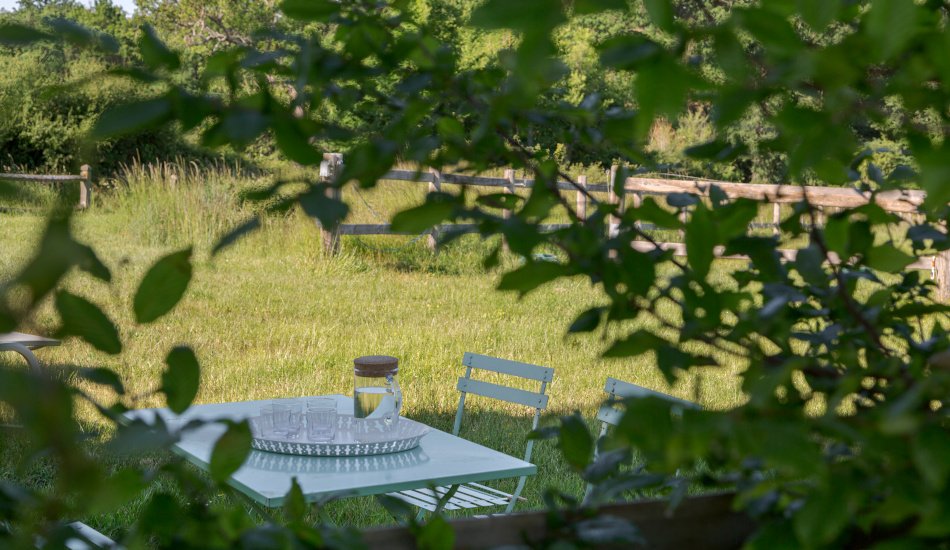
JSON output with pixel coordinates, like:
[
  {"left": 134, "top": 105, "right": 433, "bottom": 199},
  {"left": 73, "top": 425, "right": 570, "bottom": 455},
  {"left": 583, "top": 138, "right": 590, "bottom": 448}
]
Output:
[{"left": 353, "top": 355, "right": 402, "bottom": 427}]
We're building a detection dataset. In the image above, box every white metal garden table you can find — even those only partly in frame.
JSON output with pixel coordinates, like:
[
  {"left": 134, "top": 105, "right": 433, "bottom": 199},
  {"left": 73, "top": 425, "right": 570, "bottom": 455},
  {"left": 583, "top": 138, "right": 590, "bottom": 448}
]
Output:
[{"left": 128, "top": 395, "right": 536, "bottom": 508}]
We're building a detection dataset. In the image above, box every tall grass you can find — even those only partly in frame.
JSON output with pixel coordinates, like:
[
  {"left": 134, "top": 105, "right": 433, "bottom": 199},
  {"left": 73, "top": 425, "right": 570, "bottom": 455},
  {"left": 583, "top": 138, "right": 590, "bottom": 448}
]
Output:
[{"left": 106, "top": 158, "right": 263, "bottom": 249}]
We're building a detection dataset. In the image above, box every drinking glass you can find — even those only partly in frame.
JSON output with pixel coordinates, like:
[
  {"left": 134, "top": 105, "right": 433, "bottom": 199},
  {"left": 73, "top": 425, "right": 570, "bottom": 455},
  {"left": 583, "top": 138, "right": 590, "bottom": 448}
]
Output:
[
  {"left": 307, "top": 398, "right": 337, "bottom": 442},
  {"left": 251, "top": 408, "right": 275, "bottom": 437},
  {"left": 272, "top": 400, "right": 303, "bottom": 438}
]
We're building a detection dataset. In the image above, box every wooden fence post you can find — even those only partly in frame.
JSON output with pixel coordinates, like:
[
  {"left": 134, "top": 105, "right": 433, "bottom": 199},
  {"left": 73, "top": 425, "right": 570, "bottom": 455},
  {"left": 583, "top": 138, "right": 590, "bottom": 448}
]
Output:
[
  {"left": 576, "top": 175, "right": 588, "bottom": 221},
  {"left": 320, "top": 154, "right": 343, "bottom": 256},
  {"left": 936, "top": 250, "right": 950, "bottom": 302},
  {"left": 79, "top": 164, "right": 92, "bottom": 209},
  {"left": 679, "top": 207, "right": 688, "bottom": 240},
  {"left": 631, "top": 190, "right": 642, "bottom": 229},
  {"left": 501, "top": 169, "right": 516, "bottom": 252},
  {"left": 607, "top": 165, "right": 621, "bottom": 238},
  {"left": 427, "top": 168, "right": 442, "bottom": 251},
  {"left": 772, "top": 203, "right": 781, "bottom": 236}
]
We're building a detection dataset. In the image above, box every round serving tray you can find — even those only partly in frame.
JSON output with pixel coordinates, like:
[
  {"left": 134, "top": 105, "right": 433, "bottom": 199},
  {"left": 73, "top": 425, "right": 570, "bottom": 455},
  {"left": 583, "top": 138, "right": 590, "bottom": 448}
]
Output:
[{"left": 249, "top": 415, "right": 430, "bottom": 457}]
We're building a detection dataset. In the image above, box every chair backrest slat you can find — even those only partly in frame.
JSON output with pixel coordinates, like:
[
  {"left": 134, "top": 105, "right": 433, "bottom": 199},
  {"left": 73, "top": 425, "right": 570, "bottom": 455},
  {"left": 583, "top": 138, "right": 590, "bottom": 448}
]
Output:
[
  {"left": 604, "top": 377, "right": 700, "bottom": 410},
  {"left": 457, "top": 378, "right": 549, "bottom": 409},
  {"left": 595, "top": 403, "right": 623, "bottom": 426},
  {"left": 463, "top": 352, "right": 554, "bottom": 382},
  {"left": 597, "top": 377, "right": 700, "bottom": 427}
]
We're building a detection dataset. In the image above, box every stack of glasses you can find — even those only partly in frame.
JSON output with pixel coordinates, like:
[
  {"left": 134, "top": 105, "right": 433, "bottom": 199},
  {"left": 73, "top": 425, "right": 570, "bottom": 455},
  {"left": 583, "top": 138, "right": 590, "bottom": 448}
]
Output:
[{"left": 249, "top": 398, "right": 338, "bottom": 442}]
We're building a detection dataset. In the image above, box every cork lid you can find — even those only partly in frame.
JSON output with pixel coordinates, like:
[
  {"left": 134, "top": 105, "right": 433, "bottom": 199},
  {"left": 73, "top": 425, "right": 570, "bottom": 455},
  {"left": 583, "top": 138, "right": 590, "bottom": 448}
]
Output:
[{"left": 354, "top": 355, "right": 399, "bottom": 377}]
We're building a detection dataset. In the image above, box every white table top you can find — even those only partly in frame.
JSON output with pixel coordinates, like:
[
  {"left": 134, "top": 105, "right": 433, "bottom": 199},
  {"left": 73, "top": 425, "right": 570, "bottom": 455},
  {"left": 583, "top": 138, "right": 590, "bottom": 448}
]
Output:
[
  {"left": 0, "top": 332, "right": 60, "bottom": 349},
  {"left": 129, "top": 395, "right": 536, "bottom": 508}
]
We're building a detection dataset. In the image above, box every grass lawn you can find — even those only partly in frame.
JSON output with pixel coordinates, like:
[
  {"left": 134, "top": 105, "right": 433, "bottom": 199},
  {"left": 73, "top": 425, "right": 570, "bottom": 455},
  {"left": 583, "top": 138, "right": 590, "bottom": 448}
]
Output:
[{"left": 0, "top": 165, "right": 788, "bottom": 536}]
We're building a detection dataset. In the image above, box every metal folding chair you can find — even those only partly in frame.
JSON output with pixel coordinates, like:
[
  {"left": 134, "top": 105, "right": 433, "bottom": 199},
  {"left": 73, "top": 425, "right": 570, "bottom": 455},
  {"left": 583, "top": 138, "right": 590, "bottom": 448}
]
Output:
[
  {"left": 584, "top": 376, "right": 701, "bottom": 502},
  {"left": 387, "top": 352, "right": 554, "bottom": 514}
]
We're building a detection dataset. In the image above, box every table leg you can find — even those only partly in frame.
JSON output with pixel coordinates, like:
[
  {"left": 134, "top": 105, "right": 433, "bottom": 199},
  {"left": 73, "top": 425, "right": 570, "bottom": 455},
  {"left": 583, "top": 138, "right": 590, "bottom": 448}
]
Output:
[{"left": 224, "top": 485, "right": 277, "bottom": 523}]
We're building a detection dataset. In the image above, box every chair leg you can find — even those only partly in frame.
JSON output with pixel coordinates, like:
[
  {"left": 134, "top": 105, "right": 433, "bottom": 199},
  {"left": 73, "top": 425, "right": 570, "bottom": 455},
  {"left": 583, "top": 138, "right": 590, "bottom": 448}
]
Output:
[
  {"left": 4, "top": 343, "right": 42, "bottom": 372},
  {"left": 433, "top": 485, "right": 460, "bottom": 515},
  {"left": 505, "top": 477, "right": 527, "bottom": 514}
]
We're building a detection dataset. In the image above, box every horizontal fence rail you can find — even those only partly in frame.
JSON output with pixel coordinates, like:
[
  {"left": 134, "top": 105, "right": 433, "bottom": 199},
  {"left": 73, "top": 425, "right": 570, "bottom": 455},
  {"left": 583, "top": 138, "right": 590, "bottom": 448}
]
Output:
[
  {"left": 0, "top": 164, "right": 93, "bottom": 209},
  {"left": 316, "top": 154, "right": 949, "bottom": 300}
]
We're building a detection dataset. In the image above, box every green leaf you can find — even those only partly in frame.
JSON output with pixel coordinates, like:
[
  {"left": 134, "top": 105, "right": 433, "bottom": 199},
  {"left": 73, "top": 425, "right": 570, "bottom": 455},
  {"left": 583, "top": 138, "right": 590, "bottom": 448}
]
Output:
[
  {"left": 280, "top": 0, "right": 340, "bottom": 21},
  {"left": 558, "top": 413, "right": 593, "bottom": 470},
  {"left": 271, "top": 116, "right": 323, "bottom": 166},
  {"left": 642, "top": 0, "right": 674, "bottom": 31},
  {"left": 913, "top": 425, "right": 950, "bottom": 489},
  {"left": 793, "top": 487, "right": 855, "bottom": 546},
  {"left": 375, "top": 494, "right": 417, "bottom": 522},
  {"left": 913, "top": 141, "right": 950, "bottom": 212},
  {"left": 798, "top": 0, "right": 839, "bottom": 32},
  {"left": 794, "top": 244, "right": 826, "bottom": 286},
  {"left": 725, "top": 236, "right": 784, "bottom": 281},
  {"left": 573, "top": 0, "right": 627, "bottom": 16},
  {"left": 618, "top": 249, "right": 657, "bottom": 296},
  {"left": 866, "top": 0, "right": 918, "bottom": 60},
  {"left": 684, "top": 140, "right": 748, "bottom": 162},
  {"left": 685, "top": 206, "right": 716, "bottom": 279},
  {"left": 823, "top": 215, "right": 850, "bottom": 257},
  {"left": 636, "top": 61, "right": 690, "bottom": 128},
  {"left": 162, "top": 346, "right": 201, "bottom": 414},
  {"left": 415, "top": 515, "right": 455, "bottom": 550},
  {"left": 227, "top": 109, "right": 271, "bottom": 148},
  {"left": 598, "top": 35, "right": 664, "bottom": 70},
  {"left": 47, "top": 18, "right": 118, "bottom": 52},
  {"left": 298, "top": 187, "right": 349, "bottom": 229},
  {"left": 746, "top": 520, "right": 799, "bottom": 550},
  {"left": 391, "top": 193, "right": 457, "bottom": 233},
  {"left": 133, "top": 248, "right": 193, "bottom": 324},
  {"left": 865, "top": 243, "right": 915, "bottom": 273},
  {"left": 735, "top": 8, "right": 802, "bottom": 56},
  {"left": 0, "top": 23, "right": 52, "bottom": 45},
  {"left": 209, "top": 420, "right": 252, "bottom": 483},
  {"left": 283, "top": 478, "right": 308, "bottom": 523},
  {"left": 89, "top": 468, "right": 146, "bottom": 515},
  {"left": 55, "top": 291, "right": 122, "bottom": 355},
  {"left": 139, "top": 493, "right": 182, "bottom": 540},
  {"left": 627, "top": 197, "right": 681, "bottom": 228},
  {"left": 497, "top": 261, "right": 569, "bottom": 296},
  {"left": 715, "top": 199, "right": 758, "bottom": 243},
  {"left": 470, "top": 0, "right": 566, "bottom": 33},
  {"left": 91, "top": 97, "right": 172, "bottom": 139},
  {"left": 139, "top": 25, "right": 179, "bottom": 71}
]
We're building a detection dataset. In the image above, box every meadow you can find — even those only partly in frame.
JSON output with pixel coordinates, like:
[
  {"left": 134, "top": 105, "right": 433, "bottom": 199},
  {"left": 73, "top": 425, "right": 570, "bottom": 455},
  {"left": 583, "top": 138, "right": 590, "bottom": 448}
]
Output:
[{"left": 0, "top": 162, "right": 768, "bottom": 535}]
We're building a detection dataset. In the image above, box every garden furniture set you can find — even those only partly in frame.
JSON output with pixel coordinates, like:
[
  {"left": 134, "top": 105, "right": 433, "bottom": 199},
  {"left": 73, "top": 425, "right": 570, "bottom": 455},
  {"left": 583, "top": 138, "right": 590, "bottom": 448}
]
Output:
[{"left": 3, "top": 334, "right": 698, "bottom": 543}]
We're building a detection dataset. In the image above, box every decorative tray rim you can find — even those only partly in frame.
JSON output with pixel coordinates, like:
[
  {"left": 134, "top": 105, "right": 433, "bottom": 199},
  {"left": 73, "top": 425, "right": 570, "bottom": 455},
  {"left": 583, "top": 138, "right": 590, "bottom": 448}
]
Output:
[{"left": 249, "top": 415, "right": 431, "bottom": 457}]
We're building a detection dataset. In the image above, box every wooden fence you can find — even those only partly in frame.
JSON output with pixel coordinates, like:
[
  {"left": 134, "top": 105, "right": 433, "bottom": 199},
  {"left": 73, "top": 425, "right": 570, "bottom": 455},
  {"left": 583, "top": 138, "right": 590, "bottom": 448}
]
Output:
[
  {"left": 318, "top": 155, "right": 950, "bottom": 300},
  {"left": 362, "top": 492, "right": 754, "bottom": 549},
  {"left": 0, "top": 164, "right": 93, "bottom": 209}
]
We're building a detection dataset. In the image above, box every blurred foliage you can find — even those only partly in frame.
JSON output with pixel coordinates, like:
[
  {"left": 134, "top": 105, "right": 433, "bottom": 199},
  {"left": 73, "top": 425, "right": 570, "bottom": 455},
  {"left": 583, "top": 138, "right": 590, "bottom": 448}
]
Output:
[
  {"left": 0, "top": 0, "right": 930, "bottom": 184},
  {"left": 2, "top": 0, "right": 950, "bottom": 548}
]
